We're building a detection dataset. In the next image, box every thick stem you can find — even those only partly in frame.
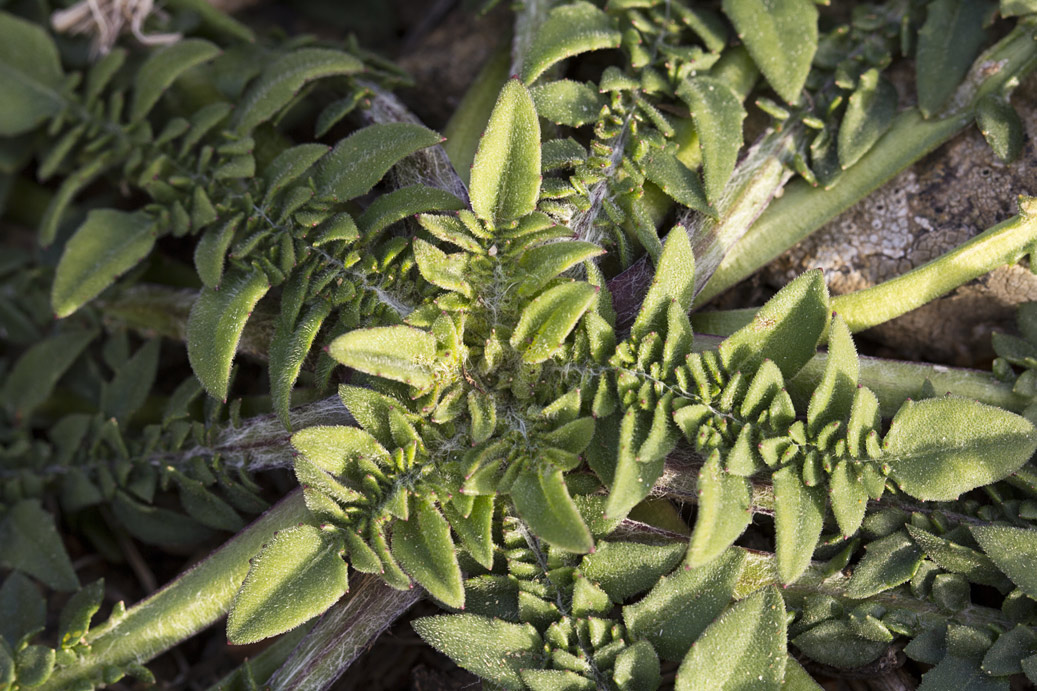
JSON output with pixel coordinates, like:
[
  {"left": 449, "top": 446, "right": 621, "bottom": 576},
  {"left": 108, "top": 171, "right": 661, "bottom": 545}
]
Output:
[{"left": 37, "top": 492, "right": 310, "bottom": 691}]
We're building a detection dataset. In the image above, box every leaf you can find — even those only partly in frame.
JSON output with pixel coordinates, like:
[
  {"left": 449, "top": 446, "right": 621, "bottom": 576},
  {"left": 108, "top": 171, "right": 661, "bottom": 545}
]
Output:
[
  {"left": 56, "top": 579, "right": 104, "bottom": 648},
  {"left": 175, "top": 474, "right": 245, "bottom": 532},
  {"left": 721, "top": 0, "right": 818, "bottom": 105},
  {"left": 233, "top": 48, "right": 364, "bottom": 133},
  {"left": 511, "top": 467, "right": 593, "bottom": 553},
  {"left": 631, "top": 226, "right": 695, "bottom": 341},
  {"left": 358, "top": 186, "right": 465, "bottom": 237},
  {"left": 291, "top": 425, "right": 390, "bottom": 476},
  {"left": 337, "top": 385, "right": 404, "bottom": 449},
  {"left": 0, "top": 11, "right": 64, "bottom": 136},
  {"left": 976, "top": 94, "right": 1025, "bottom": 163},
  {"left": 982, "top": 625, "right": 1037, "bottom": 675},
  {"left": 227, "top": 525, "right": 348, "bottom": 644},
  {"left": 0, "top": 500, "right": 78, "bottom": 592},
  {"left": 792, "top": 619, "right": 891, "bottom": 669},
  {"left": 916, "top": 0, "right": 995, "bottom": 117},
  {"left": 193, "top": 215, "right": 241, "bottom": 289},
  {"left": 2, "top": 329, "right": 95, "bottom": 420},
  {"left": 510, "top": 282, "right": 597, "bottom": 363},
  {"left": 906, "top": 524, "right": 1009, "bottom": 588},
  {"left": 262, "top": 143, "right": 331, "bottom": 205},
  {"left": 328, "top": 325, "right": 438, "bottom": 390},
  {"left": 467, "top": 390, "right": 497, "bottom": 445},
  {"left": 624, "top": 548, "right": 745, "bottom": 661},
  {"left": 270, "top": 301, "right": 332, "bottom": 429},
  {"left": 604, "top": 409, "right": 661, "bottom": 522},
  {"left": 187, "top": 267, "right": 270, "bottom": 401},
  {"left": 112, "top": 491, "right": 218, "bottom": 546},
  {"left": 392, "top": 497, "right": 464, "bottom": 609},
  {"left": 101, "top": 338, "right": 161, "bottom": 424},
  {"left": 971, "top": 525, "right": 1037, "bottom": 599},
  {"left": 687, "top": 450, "right": 752, "bottom": 567},
  {"left": 413, "top": 614, "right": 541, "bottom": 691},
  {"left": 130, "top": 39, "right": 221, "bottom": 122},
  {"left": 442, "top": 495, "right": 495, "bottom": 570},
  {"left": 530, "top": 80, "right": 603, "bottom": 127},
  {"left": 829, "top": 461, "right": 868, "bottom": 538},
  {"left": 719, "top": 270, "right": 829, "bottom": 380},
  {"left": 470, "top": 79, "right": 542, "bottom": 227},
  {"left": 675, "top": 586, "right": 787, "bottom": 691},
  {"left": 677, "top": 76, "right": 746, "bottom": 204},
  {"left": 773, "top": 464, "right": 825, "bottom": 584},
  {"left": 516, "top": 240, "right": 605, "bottom": 298},
  {"left": 315, "top": 122, "right": 442, "bottom": 202},
  {"left": 0, "top": 572, "right": 44, "bottom": 648},
  {"left": 782, "top": 656, "right": 824, "bottom": 690},
  {"left": 413, "top": 238, "right": 472, "bottom": 297},
  {"left": 884, "top": 398, "right": 1037, "bottom": 501},
  {"left": 520, "top": 1, "right": 621, "bottom": 84},
  {"left": 845, "top": 530, "right": 923, "bottom": 599},
  {"left": 613, "top": 640, "right": 661, "bottom": 691},
  {"left": 15, "top": 645, "right": 54, "bottom": 686},
  {"left": 838, "top": 69, "right": 897, "bottom": 170},
  {"left": 579, "top": 540, "right": 685, "bottom": 602},
  {"left": 808, "top": 314, "right": 858, "bottom": 436},
  {"left": 643, "top": 149, "right": 712, "bottom": 215},
  {"left": 1003, "top": 0, "right": 1037, "bottom": 16},
  {"left": 52, "top": 209, "right": 157, "bottom": 318}
]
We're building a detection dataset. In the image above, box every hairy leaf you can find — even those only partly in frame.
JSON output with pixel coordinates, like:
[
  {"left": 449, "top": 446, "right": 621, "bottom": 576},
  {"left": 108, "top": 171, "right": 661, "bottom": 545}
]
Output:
[
  {"left": 510, "top": 282, "right": 597, "bottom": 363},
  {"left": 614, "top": 640, "right": 661, "bottom": 691},
  {"left": 131, "top": 39, "right": 220, "bottom": 122},
  {"left": 2, "top": 329, "right": 95, "bottom": 420},
  {"left": 101, "top": 339, "right": 161, "bottom": 424},
  {"left": 0, "top": 572, "right": 45, "bottom": 648},
  {"left": 845, "top": 530, "right": 923, "bottom": 599},
  {"left": 807, "top": 314, "right": 858, "bottom": 436},
  {"left": 413, "top": 614, "right": 541, "bottom": 691},
  {"left": 838, "top": 69, "right": 897, "bottom": 170},
  {"left": 971, "top": 525, "right": 1037, "bottom": 598},
  {"left": 916, "top": 0, "right": 995, "bottom": 117},
  {"left": 0, "top": 11, "right": 64, "bottom": 135},
  {"left": 392, "top": 497, "right": 464, "bottom": 609},
  {"left": 531, "top": 80, "right": 603, "bottom": 127},
  {"left": 773, "top": 465, "right": 825, "bottom": 584},
  {"left": 329, "top": 325, "right": 438, "bottom": 390},
  {"left": 687, "top": 451, "right": 752, "bottom": 568},
  {"left": 511, "top": 467, "right": 593, "bottom": 553},
  {"left": 270, "top": 300, "right": 332, "bottom": 429},
  {"left": 631, "top": 226, "right": 695, "bottom": 341},
  {"left": 516, "top": 241, "right": 605, "bottom": 298},
  {"left": 678, "top": 76, "right": 746, "bottom": 204},
  {"left": 520, "top": 1, "right": 621, "bottom": 84},
  {"left": 643, "top": 149, "right": 712, "bottom": 215},
  {"left": 580, "top": 540, "right": 686, "bottom": 603},
  {"left": 976, "top": 94, "right": 1025, "bottom": 163},
  {"left": 0, "top": 500, "right": 78, "bottom": 592}
]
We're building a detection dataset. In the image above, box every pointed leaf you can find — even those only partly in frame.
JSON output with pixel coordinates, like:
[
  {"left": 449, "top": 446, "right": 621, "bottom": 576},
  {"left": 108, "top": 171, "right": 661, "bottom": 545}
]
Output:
[
  {"left": 773, "top": 464, "right": 825, "bottom": 584},
  {"left": 0, "top": 573, "right": 44, "bottom": 648},
  {"left": 845, "top": 530, "right": 923, "bottom": 599},
  {"left": 614, "top": 640, "right": 661, "bottom": 691},
  {"left": 580, "top": 540, "right": 686, "bottom": 603},
  {"left": 358, "top": 185, "right": 465, "bottom": 237},
  {"left": 413, "top": 614, "right": 541, "bottom": 691},
  {"left": 329, "top": 325, "right": 438, "bottom": 390},
  {"left": 187, "top": 267, "right": 270, "bottom": 400},
  {"left": 392, "top": 497, "right": 464, "bottom": 609},
  {"left": 807, "top": 314, "right": 858, "bottom": 435},
  {"left": 2, "top": 329, "right": 95, "bottom": 420},
  {"left": 884, "top": 398, "right": 1037, "bottom": 501},
  {"left": 0, "top": 11, "right": 64, "bottom": 135},
  {"left": 520, "top": 2, "right": 621, "bottom": 84},
  {"left": 0, "top": 500, "right": 78, "bottom": 592},
  {"left": 631, "top": 226, "right": 695, "bottom": 340},
  {"left": 721, "top": 0, "right": 818, "bottom": 105},
  {"left": 262, "top": 143, "right": 331, "bottom": 204},
  {"left": 687, "top": 451, "right": 752, "bottom": 567},
  {"left": 643, "top": 149, "right": 712, "bottom": 215},
  {"left": 830, "top": 461, "right": 868, "bottom": 538},
  {"left": 971, "top": 525, "right": 1037, "bottom": 599},
  {"left": 56, "top": 579, "right": 103, "bottom": 648},
  {"left": 52, "top": 209, "right": 157, "bottom": 318},
  {"left": 976, "top": 94, "right": 1025, "bottom": 163},
  {"left": 131, "top": 40, "right": 220, "bottom": 122},
  {"left": 604, "top": 410, "right": 663, "bottom": 521},
  {"left": 291, "top": 425, "right": 390, "bottom": 476},
  {"left": 470, "top": 79, "right": 541, "bottom": 226},
  {"left": 228, "top": 525, "right": 348, "bottom": 644},
  {"left": 101, "top": 338, "right": 160, "bottom": 424},
  {"left": 511, "top": 467, "right": 593, "bottom": 553},
  {"left": 516, "top": 241, "right": 605, "bottom": 298},
  {"left": 443, "top": 495, "right": 495, "bottom": 570},
  {"left": 510, "top": 282, "right": 597, "bottom": 363},
  {"left": 916, "top": 0, "right": 994, "bottom": 117},
  {"left": 838, "top": 69, "right": 897, "bottom": 170},
  {"left": 414, "top": 238, "right": 472, "bottom": 297},
  {"left": 531, "top": 79, "right": 603, "bottom": 127},
  {"left": 270, "top": 300, "right": 332, "bottom": 429},
  {"left": 677, "top": 76, "right": 746, "bottom": 204}
]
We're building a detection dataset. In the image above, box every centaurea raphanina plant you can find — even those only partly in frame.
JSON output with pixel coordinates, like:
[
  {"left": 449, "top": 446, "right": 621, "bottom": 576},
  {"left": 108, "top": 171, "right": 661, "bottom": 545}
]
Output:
[{"left": 6, "top": 1, "right": 1037, "bottom": 689}]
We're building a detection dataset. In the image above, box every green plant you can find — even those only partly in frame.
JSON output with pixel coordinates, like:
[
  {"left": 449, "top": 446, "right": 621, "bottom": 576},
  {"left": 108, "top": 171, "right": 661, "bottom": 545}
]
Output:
[{"left": 5, "top": 0, "right": 1037, "bottom": 689}]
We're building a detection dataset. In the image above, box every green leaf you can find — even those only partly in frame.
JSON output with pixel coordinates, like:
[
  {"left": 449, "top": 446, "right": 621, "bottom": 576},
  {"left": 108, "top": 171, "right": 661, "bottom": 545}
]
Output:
[
  {"left": 413, "top": 614, "right": 541, "bottom": 691},
  {"left": 0, "top": 572, "right": 44, "bottom": 648},
  {"left": 531, "top": 80, "right": 603, "bottom": 128},
  {"left": 233, "top": 48, "right": 364, "bottom": 133},
  {"left": 329, "top": 325, "right": 438, "bottom": 390},
  {"left": 511, "top": 467, "right": 593, "bottom": 553},
  {"left": 792, "top": 619, "right": 891, "bottom": 669},
  {"left": 884, "top": 397, "right": 1037, "bottom": 501},
  {"left": 270, "top": 300, "right": 332, "bottom": 429},
  {"left": 516, "top": 241, "right": 605, "bottom": 298},
  {"left": 112, "top": 491, "right": 218, "bottom": 546},
  {"left": 130, "top": 39, "right": 221, "bottom": 122},
  {"left": 15, "top": 645, "right": 54, "bottom": 686},
  {"left": 677, "top": 76, "right": 746, "bottom": 204},
  {"left": 193, "top": 215, "right": 240, "bottom": 290},
  {"left": 976, "top": 94, "right": 1025, "bottom": 163},
  {"left": 101, "top": 339, "right": 160, "bottom": 424},
  {"left": 262, "top": 143, "right": 331, "bottom": 205},
  {"left": 413, "top": 238, "right": 472, "bottom": 297},
  {"left": 643, "top": 149, "right": 712, "bottom": 215},
  {"left": 624, "top": 548, "right": 745, "bottom": 661},
  {"left": 467, "top": 390, "right": 497, "bottom": 445},
  {"left": 773, "top": 464, "right": 825, "bottom": 584},
  {"left": 392, "top": 497, "right": 464, "bottom": 609},
  {"left": 1003, "top": 0, "right": 1037, "bottom": 16},
  {"left": 56, "top": 579, "right": 103, "bottom": 648},
  {"left": 604, "top": 409, "right": 663, "bottom": 522},
  {"left": 579, "top": 540, "right": 685, "bottom": 602},
  {"left": 613, "top": 640, "right": 661, "bottom": 691},
  {"left": 0, "top": 11, "right": 64, "bottom": 135},
  {"left": 337, "top": 385, "right": 404, "bottom": 449},
  {"left": 187, "top": 267, "right": 270, "bottom": 401},
  {"left": 470, "top": 79, "right": 542, "bottom": 227},
  {"left": 782, "top": 656, "right": 824, "bottom": 690},
  {"left": 676, "top": 586, "right": 787, "bottom": 691},
  {"left": 52, "top": 209, "right": 157, "bottom": 318},
  {"left": 971, "top": 525, "right": 1037, "bottom": 599},
  {"left": 916, "top": 0, "right": 995, "bottom": 117},
  {"left": 631, "top": 226, "right": 695, "bottom": 341},
  {"left": 0, "top": 500, "right": 78, "bottom": 592},
  {"left": 982, "top": 625, "right": 1037, "bottom": 675},
  {"left": 907, "top": 524, "right": 1009, "bottom": 589},
  {"left": 845, "top": 530, "right": 923, "bottom": 599},
  {"left": 721, "top": 0, "right": 818, "bottom": 105},
  {"left": 228, "top": 525, "right": 348, "bottom": 644},
  {"left": 510, "top": 282, "right": 597, "bottom": 363},
  {"left": 443, "top": 495, "right": 495, "bottom": 570},
  {"left": 687, "top": 450, "right": 752, "bottom": 568},
  {"left": 2, "top": 329, "right": 95, "bottom": 420},
  {"left": 291, "top": 425, "right": 390, "bottom": 476},
  {"left": 829, "top": 461, "right": 868, "bottom": 538},
  {"left": 807, "top": 314, "right": 858, "bottom": 436},
  {"left": 719, "top": 270, "right": 829, "bottom": 380},
  {"left": 315, "top": 122, "right": 442, "bottom": 202},
  {"left": 520, "top": 1, "right": 621, "bottom": 84},
  {"left": 175, "top": 474, "right": 245, "bottom": 532},
  {"left": 358, "top": 185, "right": 465, "bottom": 237},
  {"left": 838, "top": 69, "right": 897, "bottom": 170}
]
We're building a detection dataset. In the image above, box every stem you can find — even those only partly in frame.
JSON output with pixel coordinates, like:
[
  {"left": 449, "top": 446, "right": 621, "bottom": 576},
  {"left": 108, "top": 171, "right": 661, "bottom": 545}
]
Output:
[
  {"left": 266, "top": 575, "right": 422, "bottom": 691},
  {"left": 207, "top": 624, "right": 314, "bottom": 691},
  {"left": 698, "top": 18, "right": 1037, "bottom": 305},
  {"left": 37, "top": 491, "right": 310, "bottom": 691}
]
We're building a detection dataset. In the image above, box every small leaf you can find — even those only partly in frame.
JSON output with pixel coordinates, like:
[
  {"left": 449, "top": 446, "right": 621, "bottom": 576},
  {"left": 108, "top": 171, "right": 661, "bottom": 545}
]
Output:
[
  {"left": 57, "top": 579, "right": 104, "bottom": 648},
  {"left": 688, "top": 451, "right": 752, "bottom": 568},
  {"left": 773, "top": 464, "right": 825, "bottom": 584},
  {"left": 392, "top": 497, "right": 464, "bottom": 609},
  {"left": 443, "top": 495, "right": 495, "bottom": 570},
  {"left": 782, "top": 656, "right": 824, "bottom": 690},
  {"left": 0, "top": 11, "right": 64, "bottom": 135},
  {"left": 413, "top": 614, "right": 541, "bottom": 691},
  {"left": 413, "top": 238, "right": 472, "bottom": 297},
  {"left": 677, "top": 76, "right": 746, "bottom": 204},
  {"left": 187, "top": 267, "right": 270, "bottom": 401},
  {"left": 516, "top": 240, "right": 605, "bottom": 298},
  {"left": 520, "top": 1, "right": 621, "bottom": 84},
  {"left": 175, "top": 474, "right": 245, "bottom": 532},
  {"left": 675, "top": 586, "right": 787, "bottom": 691},
  {"left": 193, "top": 215, "right": 241, "bottom": 290},
  {"left": 884, "top": 397, "right": 1037, "bottom": 501},
  {"left": 131, "top": 39, "right": 221, "bottom": 122},
  {"left": 643, "top": 149, "right": 712, "bottom": 215},
  {"left": 15, "top": 645, "right": 54, "bottom": 686},
  {"left": 470, "top": 79, "right": 542, "bottom": 227},
  {"left": 315, "top": 122, "right": 442, "bottom": 202},
  {"left": 227, "top": 525, "right": 348, "bottom": 644},
  {"left": 916, "top": 0, "right": 995, "bottom": 117},
  {"left": 976, "top": 94, "right": 1025, "bottom": 163},
  {"left": 233, "top": 48, "right": 364, "bottom": 132},
  {"left": 531, "top": 80, "right": 603, "bottom": 127},
  {"left": 982, "top": 625, "right": 1037, "bottom": 675},
  {"left": 807, "top": 314, "right": 858, "bottom": 436},
  {"left": 604, "top": 410, "right": 662, "bottom": 522},
  {"left": 2, "top": 329, "right": 95, "bottom": 420},
  {"left": 907, "top": 524, "right": 1009, "bottom": 588},
  {"left": 52, "top": 209, "right": 157, "bottom": 318},
  {"left": 838, "top": 69, "right": 897, "bottom": 169},
  {"left": 112, "top": 491, "right": 218, "bottom": 546},
  {"left": 328, "top": 325, "right": 438, "bottom": 390},
  {"left": 793, "top": 619, "right": 890, "bottom": 669},
  {"left": 291, "top": 425, "right": 390, "bottom": 476},
  {"left": 631, "top": 226, "right": 695, "bottom": 341},
  {"left": 511, "top": 467, "right": 593, "bottom": 553},
  {"left": 0, "top": 500, "right": 78, "bottom": 592},
  {"left": 468, "top": 390, "right": 497, "bottom": 445},
  {"left": 262, "top": 143, "right": 330, "bottom": 205},
  {"left": 971, "top": 525, "right": 1037, "bottom": 599},
  {"left": 270, "top": 300, "right": 332, "bottom": 429},
  {"left": 721, "top": 0, "right": 818, "bottom": 105},
  {"left": 829, "top": 461, "right": 868, "bottom": 538},
  {"left": 101, "top": 339, "right": 161, "bottom": 424},
  {"left": 0, "top": 573, "right": 44, "bottom": 648},
  {"left": 613, "top": 640, "right": 661, "bottom": 691},
  {"left": 510, "top": 282, "right": 597, "bottom": 363},
  {"left": 580, "top": 540, "right": 685, "bottom": 602},
  {"left": 358, "top": 186, "right": 465, "bottom": 237},
  {"left": 845, "top": 530, "right": 923, "bottom": 599}
]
